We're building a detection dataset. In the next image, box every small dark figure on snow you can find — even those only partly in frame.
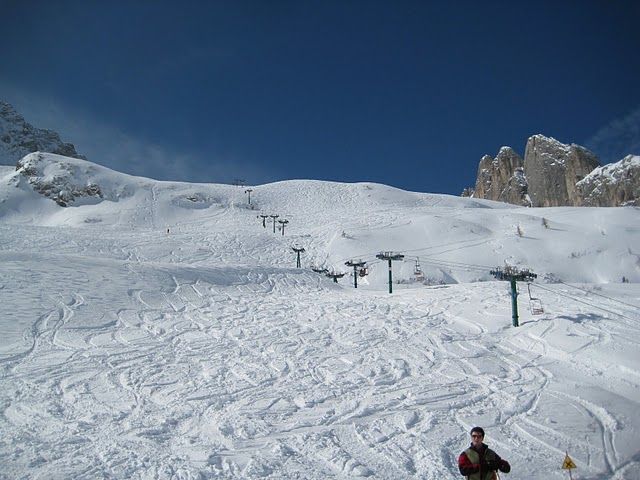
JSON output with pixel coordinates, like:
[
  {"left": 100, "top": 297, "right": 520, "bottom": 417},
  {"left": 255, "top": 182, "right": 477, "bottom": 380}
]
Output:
[{"left": 458, "top": 427, "right": 511, "bottom": 479}]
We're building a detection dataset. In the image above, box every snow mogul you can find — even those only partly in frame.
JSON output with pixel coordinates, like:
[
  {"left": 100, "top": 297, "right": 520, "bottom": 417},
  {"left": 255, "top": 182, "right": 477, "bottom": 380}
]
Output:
[{"left": 458, "top": 427, "right": 511, "bottom": 479}]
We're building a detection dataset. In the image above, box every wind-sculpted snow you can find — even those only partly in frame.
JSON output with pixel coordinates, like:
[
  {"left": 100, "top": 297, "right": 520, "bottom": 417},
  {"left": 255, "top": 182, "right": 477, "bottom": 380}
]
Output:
[{"left": 1, "top": 154, "right": 639, "bottom": 478}]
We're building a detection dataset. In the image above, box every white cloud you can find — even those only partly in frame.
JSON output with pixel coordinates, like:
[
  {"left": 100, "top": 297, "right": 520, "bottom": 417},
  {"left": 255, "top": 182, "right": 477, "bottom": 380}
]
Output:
[
  {"left": 0, "top": 82, "right": 276, "bottom": 185},
  {"left": 586, "top": 106, "right": 640, "bottom": 163}
]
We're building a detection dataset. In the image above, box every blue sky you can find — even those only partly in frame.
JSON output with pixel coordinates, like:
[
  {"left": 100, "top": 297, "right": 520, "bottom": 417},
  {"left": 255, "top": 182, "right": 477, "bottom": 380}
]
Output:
[{"left": 1, "top": 0, "right": 639, "bottom": 194}]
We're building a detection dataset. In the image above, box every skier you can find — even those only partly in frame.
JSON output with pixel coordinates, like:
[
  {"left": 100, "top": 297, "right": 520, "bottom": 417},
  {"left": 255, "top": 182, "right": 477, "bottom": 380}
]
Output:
[{"left": 458, "top": 427, "right": 511, "bottom": 479}]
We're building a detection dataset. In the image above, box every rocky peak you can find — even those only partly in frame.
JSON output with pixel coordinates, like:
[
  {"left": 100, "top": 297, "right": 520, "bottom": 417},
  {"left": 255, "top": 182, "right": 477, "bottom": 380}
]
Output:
[
  {"left": 473, "top": 146, "right": 530, "bottom": 206},
  {"left": 0, "top": 101, "right": 86, "bottom": 166},
  {"left": 524, "top": 134, "right": 600, "bottom": 207},
  {"left": 469, "top": 133, "right": 639, "bottom": 207}
]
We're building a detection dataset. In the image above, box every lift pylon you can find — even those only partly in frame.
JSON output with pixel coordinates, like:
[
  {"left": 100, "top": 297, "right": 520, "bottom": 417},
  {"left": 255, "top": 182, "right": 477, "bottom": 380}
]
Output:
[
  {"left": 490, "top": 266, "right": 537, "bottom": 327},
  {"left": 345, "top": 260, "right": 366, "bottom": 288},
  {"left": 291, "top": 245, "right": 305, "bottom": 268},
  {"left": 270, "top": 214, "right": 279, "bottom": 233},
  {"left": 278, "top": 219, "right": 289, "bottom": 236},
  {"left": 376, "top": 252, "right": 405, "bottom": 294}
]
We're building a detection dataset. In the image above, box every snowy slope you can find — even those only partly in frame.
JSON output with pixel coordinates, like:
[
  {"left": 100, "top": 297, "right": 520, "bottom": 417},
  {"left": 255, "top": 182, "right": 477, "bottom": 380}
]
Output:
[{"left": 1, "top": 153, "right": 639, "bottom": 479}]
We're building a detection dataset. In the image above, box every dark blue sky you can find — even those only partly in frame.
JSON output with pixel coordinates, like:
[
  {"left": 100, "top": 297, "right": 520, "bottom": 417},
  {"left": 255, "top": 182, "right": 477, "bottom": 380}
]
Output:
[{"left": 2, "top": 1, "right": 639, "bottom": 194}]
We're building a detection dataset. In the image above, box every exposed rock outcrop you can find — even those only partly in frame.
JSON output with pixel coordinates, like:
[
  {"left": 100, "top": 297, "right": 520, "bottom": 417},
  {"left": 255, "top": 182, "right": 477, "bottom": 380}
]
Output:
[
  {"left": 16, "top": 152, "right": 103, "bottom": 207},
  {"left": 523, "top": 135, "right": 600, "bottom": 207},
  {"left": 470, "top": 134, "right": 639, "bottom": 207},
  {"left": 576, "top": 155, "right": 640, "bottom": 207},
  {"left": 473, "top": 147, "right": 530, "bottom": 206},
  {"left": 0, "top": 101, "right": 86, "bottom": 166}
]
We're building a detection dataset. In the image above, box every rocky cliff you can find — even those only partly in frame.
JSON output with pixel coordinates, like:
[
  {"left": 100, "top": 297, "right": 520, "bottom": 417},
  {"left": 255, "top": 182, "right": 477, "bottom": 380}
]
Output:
[
  {"left": 576, "top": 155, "right": 640, "bottom": 207},
  {"left": 523, "top": 135, "right": 600, "bottom": 207},
  {"left": 473, "top": 147, "right": 530, "bottom": 206},
  {"left": 0, "top": 101, "right": 85, "bottom": 166},
  {"left": 471, "top": 134, "right": 639, "bottom": 207}
]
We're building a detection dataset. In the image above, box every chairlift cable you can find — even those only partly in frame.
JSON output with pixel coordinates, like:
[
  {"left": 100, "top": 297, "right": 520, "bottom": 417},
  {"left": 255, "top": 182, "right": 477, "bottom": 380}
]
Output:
[
  {"left": 531, "top": 283, "right": 633, "bottom": 321},
  {"left": 415, "top": 257, "right": 493, "bottom": 272},
  {"left": 557, "top": 281, "right": 640, "bottom": 310}
]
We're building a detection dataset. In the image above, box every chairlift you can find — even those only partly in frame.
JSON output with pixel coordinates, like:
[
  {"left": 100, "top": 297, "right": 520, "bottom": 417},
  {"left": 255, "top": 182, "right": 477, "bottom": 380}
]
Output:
[
  {"left": 414, "top": 258, "right": 424, "bottom": 281},
  {"left": 358, "top": 266, "right": 369, "bottom": 277},
  {"left": 527, "top": 283, "right": 544, "bottom": 315}
]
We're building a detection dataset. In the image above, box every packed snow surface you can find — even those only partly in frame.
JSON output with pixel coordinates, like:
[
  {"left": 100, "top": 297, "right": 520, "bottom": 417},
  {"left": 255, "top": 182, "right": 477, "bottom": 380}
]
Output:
[{"left": 1, "top": 154, "right": 639, "bottom": 479}]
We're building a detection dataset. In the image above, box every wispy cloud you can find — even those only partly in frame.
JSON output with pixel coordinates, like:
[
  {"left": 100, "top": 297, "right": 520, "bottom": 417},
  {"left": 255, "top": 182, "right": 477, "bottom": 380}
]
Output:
[
  {"left": 0, "top": 82, "right": 276, "bottom": 186},
  {"left": 585, "top": 106, "right": 640, "bottom": 163}
]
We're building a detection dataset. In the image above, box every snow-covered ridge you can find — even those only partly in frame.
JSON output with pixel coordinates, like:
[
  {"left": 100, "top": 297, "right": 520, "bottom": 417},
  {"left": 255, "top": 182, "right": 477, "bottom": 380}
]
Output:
[
  {"left": 1, "top": 152, "right": 508, "bottom": 224},
  {"left": 1, "top": 151, "right": 638, "bottom": 286}
]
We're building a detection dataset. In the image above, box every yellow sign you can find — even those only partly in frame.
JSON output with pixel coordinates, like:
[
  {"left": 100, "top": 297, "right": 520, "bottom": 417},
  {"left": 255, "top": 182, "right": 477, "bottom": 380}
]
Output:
[{"left": 562, "top": 453, "right": 577, "bottom": 470}]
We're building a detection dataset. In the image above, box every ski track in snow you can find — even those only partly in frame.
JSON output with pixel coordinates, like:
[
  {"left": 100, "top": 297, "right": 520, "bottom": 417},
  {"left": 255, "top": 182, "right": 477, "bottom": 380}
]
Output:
[{"left": 1, "top": 175, "right": 639, "bottom": 479}]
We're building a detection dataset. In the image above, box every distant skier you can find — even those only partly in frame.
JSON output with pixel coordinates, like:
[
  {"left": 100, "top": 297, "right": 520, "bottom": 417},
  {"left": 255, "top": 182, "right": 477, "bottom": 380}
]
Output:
[{"left": 458, "top": 427, "right": 511, "bottom": 479}]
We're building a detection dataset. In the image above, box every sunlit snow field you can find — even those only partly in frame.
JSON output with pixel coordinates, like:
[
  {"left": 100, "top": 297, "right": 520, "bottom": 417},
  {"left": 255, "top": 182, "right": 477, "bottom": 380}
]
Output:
[{"left": 0, "top": 156, "right": 639, "bottom": 479}]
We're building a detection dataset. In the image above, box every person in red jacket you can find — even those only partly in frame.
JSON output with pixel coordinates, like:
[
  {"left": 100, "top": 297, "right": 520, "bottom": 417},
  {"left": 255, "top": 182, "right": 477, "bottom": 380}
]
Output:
[{"left": 458, "top": 427, "right": 511, "bottom": 479}]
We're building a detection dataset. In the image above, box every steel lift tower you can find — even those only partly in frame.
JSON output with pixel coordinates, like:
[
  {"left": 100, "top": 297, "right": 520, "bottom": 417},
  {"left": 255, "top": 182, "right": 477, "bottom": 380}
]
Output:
[
  {"left": 345, "top": 260, "right": 366, "bottom": 288},
  {"left": 270, "top": 214, "right": 279, "bottom": 233},
  {"left": 490, "top": 266, "right": 537, "bottom": 327},
  {"left": 277, "top": 219, "right": 289, "bottom": 236},
  {"left": 376, "top": 252, "right": 405, "bottom": 294},
  {"left": 291, "top": 246, "right": 305, "bottom": 268}
]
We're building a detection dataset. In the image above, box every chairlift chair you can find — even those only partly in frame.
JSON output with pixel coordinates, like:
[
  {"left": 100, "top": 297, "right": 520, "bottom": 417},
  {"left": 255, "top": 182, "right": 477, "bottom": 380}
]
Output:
[
  {"left": 527, "top": 283, "right": 544, "bottom": 315},
  {"left": 414, "top": 258, "right": 424, "bottom": 281}
]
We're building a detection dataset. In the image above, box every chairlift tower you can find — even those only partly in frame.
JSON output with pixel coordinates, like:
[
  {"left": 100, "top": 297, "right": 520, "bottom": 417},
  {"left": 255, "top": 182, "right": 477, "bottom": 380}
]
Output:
[
  {"left": 376, "top": 252, "right": 405, "bottom": 294},
  {"left": 270, "top": 214, "right": 279, "bottom": 233},
  {"left": 245, "top": 188, "right": 253, "bottom": 204},
  {"left": 490, "top": 266, "right": 537, "bottom": 327},
  {"left": 278, "top": 219, "right": 289, "bottom": 236},
  {"left": 292, "top": 245, "right": 305, "bottom": 268},
  {"left": 345, "top": 259, "right": 366, "bottom": 288},
  {"left": 257, "top": 214, "right": 269, "bottom": 228},
  {"left": 326, "top": 271, "right": 346, "bottom": 283}
]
